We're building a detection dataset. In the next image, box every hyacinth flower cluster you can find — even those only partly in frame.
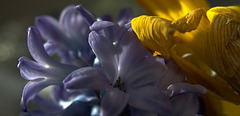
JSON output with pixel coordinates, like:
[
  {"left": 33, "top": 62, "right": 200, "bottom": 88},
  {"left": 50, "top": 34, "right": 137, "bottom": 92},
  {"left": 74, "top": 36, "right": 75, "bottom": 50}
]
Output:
[{"left": 17, "top": 4, "right": 208, "bottom": 116}]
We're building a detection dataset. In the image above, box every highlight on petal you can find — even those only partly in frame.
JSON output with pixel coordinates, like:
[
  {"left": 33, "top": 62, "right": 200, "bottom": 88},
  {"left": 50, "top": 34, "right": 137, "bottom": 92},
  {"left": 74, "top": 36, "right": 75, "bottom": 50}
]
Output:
[
  {"left": 204, "top": 5, "right": 240, "bottom": 94},
  {"left": 167, "top": 83, "right": 207, "bottom": 97},
  {"left": 64, "top": 67, "right": 110, "bottom": 90},
  {"left": 134, "top": 0, "right": 209, "bottom": 20},
  {"left": 101, "top": 87, "right": 129, "bottom": 116},
  {"left": 89, "top": 21, "right": 114, "bottom": 31},
  {"left": 131, "top": 15, "right": 176, "bottom": 59},
  {"left": 17, "top": 57, "right": 53, "bottom": 80}
]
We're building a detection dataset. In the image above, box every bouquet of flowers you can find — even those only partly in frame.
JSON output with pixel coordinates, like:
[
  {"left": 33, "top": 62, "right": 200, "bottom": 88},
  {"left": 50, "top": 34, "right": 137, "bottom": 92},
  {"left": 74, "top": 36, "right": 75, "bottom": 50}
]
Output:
[{"left": 17, "top": 0, "right": 240, "bottom": 116}]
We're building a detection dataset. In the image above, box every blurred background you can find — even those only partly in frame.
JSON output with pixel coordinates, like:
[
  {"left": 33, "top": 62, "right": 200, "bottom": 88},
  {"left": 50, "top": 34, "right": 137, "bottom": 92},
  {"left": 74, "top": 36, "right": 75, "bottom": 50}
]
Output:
[{"left": 0, "top": 0, "right": 239, "bottom": 115}]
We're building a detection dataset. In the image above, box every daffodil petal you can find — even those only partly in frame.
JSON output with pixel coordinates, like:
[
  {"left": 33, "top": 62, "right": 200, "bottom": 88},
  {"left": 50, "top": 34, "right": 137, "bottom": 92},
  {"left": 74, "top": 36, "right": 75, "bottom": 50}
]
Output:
[
  {"left": 221, "top": 100, "right": 240, "bottom": 115},
  {"left": 131, "top": 15, "right": 175, "bottom": 59},
  {"left": 171, "top": 44, "right": 240, "bottom": 104},
  {"left": 204, "top": 5, "right": 240, "bottom": 94},
  {"left": 202, "top": 92, "right": 240, "bottom": 116},
  {"left": 134, "top": 0, "right": 209, "bottom": 20}
]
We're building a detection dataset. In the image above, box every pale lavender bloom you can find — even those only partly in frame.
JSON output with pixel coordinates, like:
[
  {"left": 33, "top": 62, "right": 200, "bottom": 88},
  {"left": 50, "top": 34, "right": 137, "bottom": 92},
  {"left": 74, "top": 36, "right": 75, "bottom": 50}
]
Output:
[
  {"left": 35, "top": 5, "right": 95, "bottom": 66},
  {"left": 64, "top": 28, "right": 172, "bottom": 116},
  {"left": 17, "top": 26, "right": 78, "bottom": 111}
]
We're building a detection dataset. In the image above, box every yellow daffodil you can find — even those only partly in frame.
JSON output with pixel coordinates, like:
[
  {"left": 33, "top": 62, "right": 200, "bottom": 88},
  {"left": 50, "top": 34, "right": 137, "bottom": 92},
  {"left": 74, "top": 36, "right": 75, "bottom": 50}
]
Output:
[{"left": 131, "top": 0, "right": 240, "bottom": 115}]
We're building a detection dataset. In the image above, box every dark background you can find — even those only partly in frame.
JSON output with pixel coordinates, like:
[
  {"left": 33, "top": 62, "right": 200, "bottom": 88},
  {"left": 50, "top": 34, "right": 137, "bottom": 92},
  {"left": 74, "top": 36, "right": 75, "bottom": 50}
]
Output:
[{"left": 0, "top": 0, "right": 239, "bottom": 115}]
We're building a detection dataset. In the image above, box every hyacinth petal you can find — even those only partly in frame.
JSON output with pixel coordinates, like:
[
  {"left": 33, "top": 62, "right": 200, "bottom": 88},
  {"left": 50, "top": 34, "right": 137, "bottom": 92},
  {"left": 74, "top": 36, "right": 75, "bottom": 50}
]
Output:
[
  {"left": 118, "top": 28, "right": 167, "bottom": 85},
  {"left": 167, "top": 83, "right": 207, "bottom": 97},
  {"left": 88, "top": 31, "right": 118, "bottom": 82},
  {"left": 59, "top": 5, "right": 76, "bottom": 34},
  {"left": 35, "top": 16, "right": 67, "bottom": 44},
  {"left": 170, "top": 93, "right": 199, "bottom": 116},
  {"left": 17, "top": 57, "right": 57, "bottom": 80},
  {"left": 21, "top": 79, "right": 60, "bottom": 111},
  {"left": 204, "top": 5, "right": 240, "bottom": 94},
  {"left": 27, "top": 26, "right": 53, "bottom": 65},
  {"left": 128, "top": 86, "right": 172, "bottom": 115},
  {"left": 28, "top": 26, "right": 78, "bottom": 71},
  {"left": 32, "top": 95, "right": 62, "bottom": 114},
  {"left": 135, "top": 0, "right": 209, "bottom": 20},
  {"left": 59, "top": 5, "right": 88, "bottom": 38},
  {"left": 64, "top": 67, "right": 110, "bottom": 90},
  {"left": 125, "top": 56, "right": 167, "bottom": 88},
  {"left": 43, "top": 41, "right": 57, "bottom": 55},
  {"left": 113, "top": 24, "right": 132, "bottom": 43},
  {"left": 50, "top": 85, "right": 81, "bottom": 102},
  {"left": 44, "top": 41, "right": 76, "bottom": 65},
  {"left": 118, "top": 8, "right": 133, "bottom": 26},
  {"left": 118, "top": 28, "right": 154, "bottom": 78},
  {"left": 157, "top": 59, "right": 185, "bottom": 90},
  {"left": 89, "top": 21, "right": 115, "bottom": 31},
  {"left": 101, "top": 87, "right": 129, "bottom": 116},
  {"left": 131, "top": 16, "right": 175, "bottom": 59},
  {"left": 75, "top": 5, "right": 95, "bottom": 25}
]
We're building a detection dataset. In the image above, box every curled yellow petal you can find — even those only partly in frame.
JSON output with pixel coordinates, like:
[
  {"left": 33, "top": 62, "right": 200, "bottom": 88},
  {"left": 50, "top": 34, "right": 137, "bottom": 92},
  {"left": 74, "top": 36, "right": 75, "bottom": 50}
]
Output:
[
  {"left": 131, "top": 15, "right": 176, "bottom": 59},
  {"left": 172, "top": 8, "right": 206, "bottom": 33},
  {"left": 135, "top": 0, "right": 210, "bottom": 20},
  {"left": 204, "top": 5, "right": 240, "bottom": 93},
  {"left": 131, "top": 9, "right": 208, "bottom": 59}
]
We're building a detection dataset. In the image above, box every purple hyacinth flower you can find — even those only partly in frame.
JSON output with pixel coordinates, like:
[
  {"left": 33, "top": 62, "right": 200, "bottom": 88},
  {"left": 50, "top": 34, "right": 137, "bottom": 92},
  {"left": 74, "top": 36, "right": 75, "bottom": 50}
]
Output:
[
  {"left": 17, "top": 26, "right": 78, "bottom": 111},
  {"left": 35, "top": 5, "right": 95, "bottom": 66},
  {"left": 64, "top": 28, "right": 172, "bottom": 115}
]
